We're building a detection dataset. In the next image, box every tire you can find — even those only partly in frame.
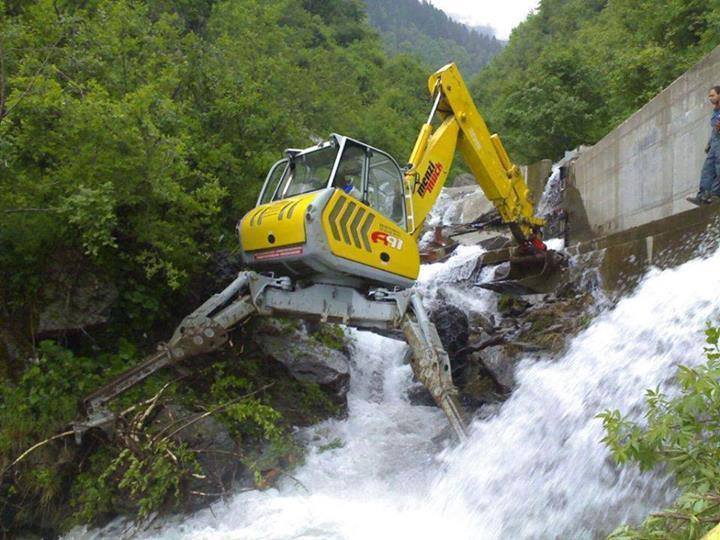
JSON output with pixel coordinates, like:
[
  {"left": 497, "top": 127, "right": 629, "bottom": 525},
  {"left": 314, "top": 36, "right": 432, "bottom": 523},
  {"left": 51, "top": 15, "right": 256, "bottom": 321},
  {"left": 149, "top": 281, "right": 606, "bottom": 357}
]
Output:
[{"left": 430, "top": 304, "right": 469, "bottom": 384}]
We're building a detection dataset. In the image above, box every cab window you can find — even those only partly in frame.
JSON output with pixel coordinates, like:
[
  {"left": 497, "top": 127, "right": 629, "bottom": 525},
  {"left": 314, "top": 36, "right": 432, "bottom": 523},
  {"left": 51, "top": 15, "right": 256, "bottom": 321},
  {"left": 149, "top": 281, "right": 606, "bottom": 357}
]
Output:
[
  {"left": 258, "top": 159, "right": 288, "bottom": 205},
  {"left": 367, "top": 152, "right": 405, "bottom": 227},
  {"left": 274, "top": 146, "right": 338, "bottom": 201},
  {"left": 333, "top": 143, "right": 367, "bottom": 200}
]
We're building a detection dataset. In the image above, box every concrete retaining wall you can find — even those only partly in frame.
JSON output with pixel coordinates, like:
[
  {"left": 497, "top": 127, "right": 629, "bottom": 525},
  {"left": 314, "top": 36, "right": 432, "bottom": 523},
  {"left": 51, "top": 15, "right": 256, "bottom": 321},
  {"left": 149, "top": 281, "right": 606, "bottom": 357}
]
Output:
[{"left": 573, "top": 45, "right": 720, "bottom": 236}]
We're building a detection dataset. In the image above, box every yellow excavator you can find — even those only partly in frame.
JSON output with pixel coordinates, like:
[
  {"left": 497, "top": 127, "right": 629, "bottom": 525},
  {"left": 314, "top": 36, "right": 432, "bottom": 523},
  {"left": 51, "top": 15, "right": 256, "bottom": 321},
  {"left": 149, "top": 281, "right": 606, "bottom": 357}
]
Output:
[{"left": 75, "top": 63, "right": 564, "bottom": 441}]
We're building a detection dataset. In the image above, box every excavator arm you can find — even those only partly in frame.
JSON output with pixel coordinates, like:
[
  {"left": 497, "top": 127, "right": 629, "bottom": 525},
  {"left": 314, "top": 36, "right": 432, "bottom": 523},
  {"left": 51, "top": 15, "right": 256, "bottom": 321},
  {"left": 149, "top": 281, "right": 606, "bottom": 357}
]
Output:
[{"left": 404, "top": 63, "right": 544, "bottom": 246}]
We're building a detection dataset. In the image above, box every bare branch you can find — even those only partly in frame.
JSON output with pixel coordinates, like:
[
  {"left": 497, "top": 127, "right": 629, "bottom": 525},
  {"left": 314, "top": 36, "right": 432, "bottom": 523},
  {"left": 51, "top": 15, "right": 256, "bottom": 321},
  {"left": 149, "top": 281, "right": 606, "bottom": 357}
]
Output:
[
  {"left": 133, "top": 380, "right": 175, "bottom": 430},
  {"left": 2, "top": 430, "right": 74, "bottom": 477},
  {"left": 458, "top": 335, "right": 505, "bottom": 356}
]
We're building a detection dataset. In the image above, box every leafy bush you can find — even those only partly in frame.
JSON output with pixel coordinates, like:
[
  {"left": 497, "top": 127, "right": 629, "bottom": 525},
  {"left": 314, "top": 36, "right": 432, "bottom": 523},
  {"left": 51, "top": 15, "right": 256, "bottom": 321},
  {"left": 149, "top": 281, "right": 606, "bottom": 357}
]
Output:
[
  {"left": 599, "top": 324, "right": 720, "bottom": 539},
  {"left": 0, "top": 0, "right": 429, "bottom": 336},
  {"left": 0, "top": 340, "right": 146, "bottom": 531}
]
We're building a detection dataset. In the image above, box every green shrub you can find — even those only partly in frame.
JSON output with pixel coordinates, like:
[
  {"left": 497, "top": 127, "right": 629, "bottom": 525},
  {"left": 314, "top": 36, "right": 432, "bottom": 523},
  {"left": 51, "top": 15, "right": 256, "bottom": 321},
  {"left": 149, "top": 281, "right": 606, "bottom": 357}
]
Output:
[{"left": 599, "top": 324, "right": 720, "bottom": 539}]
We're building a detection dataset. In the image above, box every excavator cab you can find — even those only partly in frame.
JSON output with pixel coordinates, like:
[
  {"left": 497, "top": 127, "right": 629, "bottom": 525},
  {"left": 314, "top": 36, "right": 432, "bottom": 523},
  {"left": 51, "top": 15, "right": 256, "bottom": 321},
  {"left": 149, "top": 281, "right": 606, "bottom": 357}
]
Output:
[
  {"left": 256, "top": 136, "right": 406, "bottom": 225},
  {"left": 238, "top": 134, "right": 420, "bottom": 288}
]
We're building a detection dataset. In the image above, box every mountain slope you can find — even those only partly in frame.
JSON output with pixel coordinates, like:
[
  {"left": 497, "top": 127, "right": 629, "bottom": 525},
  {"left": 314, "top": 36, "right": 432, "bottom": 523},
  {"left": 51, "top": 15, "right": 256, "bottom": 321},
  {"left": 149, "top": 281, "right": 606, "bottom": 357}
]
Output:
[{"left": 362, "top": 0, "right": 504, "bottom": 78}]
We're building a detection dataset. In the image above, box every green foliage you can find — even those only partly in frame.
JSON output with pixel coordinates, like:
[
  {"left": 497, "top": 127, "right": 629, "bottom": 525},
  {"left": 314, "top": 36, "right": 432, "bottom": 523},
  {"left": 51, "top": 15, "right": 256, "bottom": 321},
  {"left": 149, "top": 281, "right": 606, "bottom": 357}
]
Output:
[
  {"left": 104, "top": 440, "right": 199, "bottom": 520},
  {"left": 224, "top": 399, "right": 283, "bottom": 441},
  {"left": 310, "top": 323, "right": 348, "bottom": 350},
  {"left": 0, "top": 340, "right": 136, "bottom": 457},
  {"left": 0, "top": 0, "right": 429, "bottom": 335},
  {"left": 0, "top": 340, "right": 303, "bottom": 532},
  {"left": 598, "top": 324, "right": 720, "bottom": 539},
  {"left": 0, "top": 0, "right": 433, "bottom": 532},
  {"left": 474, "top": 0, "right": 720, "bottom": 163},
  {"left": 298, "top": 381, "right": 340, "bottom": 419},
  {"left": 69, "top": 450, "right": 115, "bottom": 527},
  {"left": 0, "top": 339, "right": 156, "bottom": 530}
]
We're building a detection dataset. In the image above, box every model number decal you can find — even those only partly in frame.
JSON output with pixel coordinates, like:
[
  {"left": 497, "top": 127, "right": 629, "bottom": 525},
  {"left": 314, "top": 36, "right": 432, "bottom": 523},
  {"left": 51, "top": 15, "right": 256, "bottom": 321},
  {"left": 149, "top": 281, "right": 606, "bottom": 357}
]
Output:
[{"left": 371, "top": 231, "right": 404, "bottom": 250}]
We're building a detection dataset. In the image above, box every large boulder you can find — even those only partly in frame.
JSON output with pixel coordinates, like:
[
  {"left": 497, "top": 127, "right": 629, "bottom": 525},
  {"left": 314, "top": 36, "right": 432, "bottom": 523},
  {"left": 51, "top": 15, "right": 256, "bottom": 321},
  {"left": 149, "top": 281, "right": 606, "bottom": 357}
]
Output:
[
  {"left": 252, "top": 319, "right": 351, "bottom": 403},
  {"left": 430, "top": 303, "right": 469, "bottom": 385},
  {"left": 475, "top": 345, "right": 515, "bottom": 391},
  {"left": 151, "top": 404, "right": 241, "bottom": 512}
]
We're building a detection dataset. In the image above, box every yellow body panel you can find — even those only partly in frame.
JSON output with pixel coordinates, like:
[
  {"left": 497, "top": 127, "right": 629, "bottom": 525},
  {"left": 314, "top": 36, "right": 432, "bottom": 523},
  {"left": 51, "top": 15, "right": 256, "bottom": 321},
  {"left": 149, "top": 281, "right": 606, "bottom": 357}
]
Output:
[
  {"left": 404, "top": 116, "right": 459, "bottom": 236},
  {"left": 321, "top": 190, "right": 420, "bottom": 280},
  {"left": 704, "top": 524, "right": 720, "bottom": 540},
  {"left": 239, "top": 192, "right": 316, "bottom": 252}
]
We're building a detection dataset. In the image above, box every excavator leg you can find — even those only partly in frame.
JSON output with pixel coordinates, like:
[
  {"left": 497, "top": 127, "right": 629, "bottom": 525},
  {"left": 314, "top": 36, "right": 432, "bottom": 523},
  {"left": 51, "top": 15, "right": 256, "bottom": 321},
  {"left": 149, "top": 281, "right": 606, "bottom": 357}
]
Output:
[
  {"left": 74, "top": 273, "right": 258, "bottom": 440},
  {"left": 73, "top": 273, "right": 469, "bottom": 442},
  {"left": 401, "top": 294, "right": 468, "bottom": 440}
]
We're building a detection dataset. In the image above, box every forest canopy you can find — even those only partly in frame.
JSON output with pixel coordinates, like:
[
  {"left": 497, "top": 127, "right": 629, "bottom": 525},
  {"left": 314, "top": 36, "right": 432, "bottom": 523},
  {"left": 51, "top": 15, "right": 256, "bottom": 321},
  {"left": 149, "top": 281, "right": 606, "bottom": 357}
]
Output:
[
  {"left": 472, "top": 0, "right": 720, "bottom": 163},
  {"left": 362, "top": 0, "right": 504, "bottom": 78},
  {"left": 0, "top": 0, "right": 429, "bottom": 338}
]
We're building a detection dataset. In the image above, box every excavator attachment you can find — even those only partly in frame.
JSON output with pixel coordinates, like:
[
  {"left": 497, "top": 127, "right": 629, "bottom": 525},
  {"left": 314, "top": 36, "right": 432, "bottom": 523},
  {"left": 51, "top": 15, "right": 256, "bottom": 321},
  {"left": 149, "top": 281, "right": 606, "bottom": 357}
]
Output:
[{"left": 478, "top": 250, "right": 567, "bottom": 296}]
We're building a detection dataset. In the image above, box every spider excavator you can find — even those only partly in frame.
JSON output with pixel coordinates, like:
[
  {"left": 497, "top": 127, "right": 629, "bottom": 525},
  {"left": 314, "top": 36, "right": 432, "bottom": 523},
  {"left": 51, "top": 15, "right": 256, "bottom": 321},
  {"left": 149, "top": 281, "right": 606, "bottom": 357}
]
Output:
[{"left": 74, "top": 63, "right": 564, "bottom": 441}]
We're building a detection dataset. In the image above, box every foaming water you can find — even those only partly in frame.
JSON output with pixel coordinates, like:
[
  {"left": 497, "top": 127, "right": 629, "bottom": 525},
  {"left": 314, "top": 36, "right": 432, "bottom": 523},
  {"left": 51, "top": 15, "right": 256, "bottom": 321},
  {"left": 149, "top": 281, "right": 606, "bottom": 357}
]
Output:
[
  {"left": 428, "top": 250, "right": 720, "bottom": 538},
  {"left": 71, "top": 246, "right": 720, "bottom": 540},
  {"left": 537, "top": 166, "right": 562, "bottom": 218}
]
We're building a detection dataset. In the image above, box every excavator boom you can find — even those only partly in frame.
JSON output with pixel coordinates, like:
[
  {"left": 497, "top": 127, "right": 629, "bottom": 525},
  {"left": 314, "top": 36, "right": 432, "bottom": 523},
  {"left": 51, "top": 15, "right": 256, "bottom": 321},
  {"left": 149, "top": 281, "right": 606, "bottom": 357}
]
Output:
[
  {"left": 405, "top": 63, "right": 564, "bottom": 294},
  {"left": 405, "top": 63, "right": 544, "bottom": 242}
]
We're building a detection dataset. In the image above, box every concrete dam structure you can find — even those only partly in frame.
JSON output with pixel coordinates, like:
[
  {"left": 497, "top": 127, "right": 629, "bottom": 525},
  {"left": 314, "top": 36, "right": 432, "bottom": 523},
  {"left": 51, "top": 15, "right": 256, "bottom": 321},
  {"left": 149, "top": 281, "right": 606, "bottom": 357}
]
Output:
[{"left": 572, "top": 44, "right": 720, "bottom": 236}]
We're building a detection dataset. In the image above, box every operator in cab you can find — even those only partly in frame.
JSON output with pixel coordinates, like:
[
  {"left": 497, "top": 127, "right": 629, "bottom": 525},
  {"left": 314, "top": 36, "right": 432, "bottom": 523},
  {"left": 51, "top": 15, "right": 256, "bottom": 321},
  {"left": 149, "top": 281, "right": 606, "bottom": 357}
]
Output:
[{"left": 335, "top": 165, "right": 363, "bottom": 200}]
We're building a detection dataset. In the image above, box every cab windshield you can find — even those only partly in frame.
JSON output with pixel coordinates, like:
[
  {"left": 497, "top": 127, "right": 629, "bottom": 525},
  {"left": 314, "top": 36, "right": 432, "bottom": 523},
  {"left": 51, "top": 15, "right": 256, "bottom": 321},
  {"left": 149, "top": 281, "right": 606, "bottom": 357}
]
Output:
[{"left": 271, "top": 145, "right": 338, "bottom": 201}]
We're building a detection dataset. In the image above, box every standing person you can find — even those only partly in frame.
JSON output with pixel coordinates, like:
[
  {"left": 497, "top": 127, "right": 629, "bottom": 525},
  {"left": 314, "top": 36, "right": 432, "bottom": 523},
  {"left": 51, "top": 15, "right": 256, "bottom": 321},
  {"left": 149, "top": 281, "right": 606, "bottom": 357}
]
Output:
[{"left": 687, "top": 86, "right": 720, "bottom": 205}]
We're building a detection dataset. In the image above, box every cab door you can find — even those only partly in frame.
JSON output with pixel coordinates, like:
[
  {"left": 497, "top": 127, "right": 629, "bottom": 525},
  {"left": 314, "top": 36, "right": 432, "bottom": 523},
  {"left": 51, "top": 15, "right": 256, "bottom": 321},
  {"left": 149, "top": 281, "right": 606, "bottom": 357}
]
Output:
[{"left": 366, "top": 150, "right": 406, "bottom": 229}]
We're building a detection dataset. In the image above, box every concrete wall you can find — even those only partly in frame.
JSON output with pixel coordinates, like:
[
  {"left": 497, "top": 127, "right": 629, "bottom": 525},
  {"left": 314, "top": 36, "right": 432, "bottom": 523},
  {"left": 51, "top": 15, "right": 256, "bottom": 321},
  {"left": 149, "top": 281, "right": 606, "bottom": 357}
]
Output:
[{"left": 573, "top": 45, "right": 720, "bottom": 236}]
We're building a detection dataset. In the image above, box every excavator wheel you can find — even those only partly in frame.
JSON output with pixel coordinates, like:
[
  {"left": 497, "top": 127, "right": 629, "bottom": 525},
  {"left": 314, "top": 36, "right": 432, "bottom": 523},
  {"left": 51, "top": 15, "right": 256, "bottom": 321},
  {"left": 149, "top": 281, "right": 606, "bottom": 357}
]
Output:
[{"left": 430, "top": 303, "right": 469, "bottom": 385}]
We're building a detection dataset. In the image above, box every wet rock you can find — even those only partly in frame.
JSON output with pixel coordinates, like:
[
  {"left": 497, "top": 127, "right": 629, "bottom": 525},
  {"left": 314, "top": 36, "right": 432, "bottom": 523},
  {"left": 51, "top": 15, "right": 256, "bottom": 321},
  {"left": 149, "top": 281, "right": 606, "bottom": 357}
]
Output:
[
  {"left": 497, "top": 295, "right": 531, "bottom": 317},
  {"left": 405, "top": 382, "right": 436, "bottom": 407},
  {"left": 253, "top": 319, "right": 350, "bottom": 402},
  {"left": 499, "top": 318, "right": 520, "bottom": 332},
  {"left": 451, "top": 173, "right": 477, "bottom": 187},
  {"left": 479, "top": 235, "right": 513, "bottom": 251},
  {"left": 461, "top": 359, "right": 509, "bottom": 404},
  {"left": 458, "top": 343, "right": 515, "bottom": 406},
  {"left": 430, "top": 304, "right": 469, "bottom": 359},
  {"left": 430, "top": 304, "right": 470, "bottom": 384},
  {"left": 476, "top": 345, "right": 515, "bottom": 390},
  {"left": 511, "top": 292, "right": 597, "bottom": 356},
  {"left": 467, "top": 311, "right": 496, "bottom": 335}
]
